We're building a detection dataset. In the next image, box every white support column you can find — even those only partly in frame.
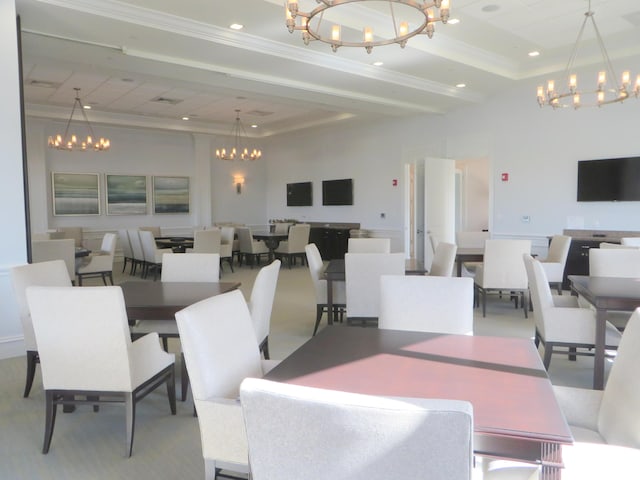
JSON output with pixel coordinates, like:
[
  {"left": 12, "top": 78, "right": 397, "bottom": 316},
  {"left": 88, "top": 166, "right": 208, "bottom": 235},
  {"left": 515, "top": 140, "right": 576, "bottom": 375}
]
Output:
[
  {"left": 192, "top": 133, "right": 213, "bottom": 227},
  {"left": 0, "top": 2, "right": 29, "bottom": 358}
]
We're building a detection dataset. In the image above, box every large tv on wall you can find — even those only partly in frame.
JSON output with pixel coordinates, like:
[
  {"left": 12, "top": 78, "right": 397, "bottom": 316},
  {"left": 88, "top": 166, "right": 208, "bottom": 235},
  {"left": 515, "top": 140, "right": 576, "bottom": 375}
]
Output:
[
  {"left": 322, "top": 178, "right": 353, "bottom": 206},
  {"left": 286, "top": 181, "right": 312, "bottom": 206},
  {"left": 577, "top": 157, "right": 640, "bottom": 202}
]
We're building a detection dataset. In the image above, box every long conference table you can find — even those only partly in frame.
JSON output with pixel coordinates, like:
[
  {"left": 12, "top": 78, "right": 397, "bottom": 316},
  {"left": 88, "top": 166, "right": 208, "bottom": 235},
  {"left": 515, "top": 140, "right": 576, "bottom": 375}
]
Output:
[
  {"left": 568, "top": 275, "right": 640, "bottom": 390},
  {"left": 265, "top": 327, "right": 572, "bottom": 479}
]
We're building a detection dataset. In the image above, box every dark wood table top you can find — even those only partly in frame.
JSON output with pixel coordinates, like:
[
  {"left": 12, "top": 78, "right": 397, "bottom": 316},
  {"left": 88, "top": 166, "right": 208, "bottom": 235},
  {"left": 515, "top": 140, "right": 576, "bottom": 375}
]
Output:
[
  {"left": 75, "top": 247, "right": 91, "bottom": 258},
  {"left": 568, "top": 275, "right": 640, "bottom": 310},
  {"left": 323, "top": 258, "right": 427, "bottom": 281},
  {"left": 568, "top": 274, "right": 640, "bottom": 390},
  {"left": 265, "top": 327, "right": 572, "bottom": 466},
  {"left": 120, "top": 280, "right": 240, "bottom": 321},
  {"left": 252, "top": 232, "right": 288, "bottom": 240}
]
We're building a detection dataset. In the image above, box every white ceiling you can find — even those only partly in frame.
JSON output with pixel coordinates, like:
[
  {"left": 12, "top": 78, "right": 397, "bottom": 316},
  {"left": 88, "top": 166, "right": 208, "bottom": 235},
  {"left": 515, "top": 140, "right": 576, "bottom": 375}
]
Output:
[{"left": 15, "top": 0, "right": 640, "bottom": 136}]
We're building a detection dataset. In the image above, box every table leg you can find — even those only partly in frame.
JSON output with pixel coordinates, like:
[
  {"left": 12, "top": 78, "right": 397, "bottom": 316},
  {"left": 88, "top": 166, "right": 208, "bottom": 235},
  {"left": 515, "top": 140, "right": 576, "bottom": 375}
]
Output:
[
  {"left": 540, "top": 443, "right": 563, "bottom": 480},
  {"left": 593, "top": 308, "right": 607, "bottom": 390},
  {"left": 326, "top": 278, "right": 334, "bottom": 326},
  {"left": 456, "top": 259, "right": 462, "bottom": 277}
]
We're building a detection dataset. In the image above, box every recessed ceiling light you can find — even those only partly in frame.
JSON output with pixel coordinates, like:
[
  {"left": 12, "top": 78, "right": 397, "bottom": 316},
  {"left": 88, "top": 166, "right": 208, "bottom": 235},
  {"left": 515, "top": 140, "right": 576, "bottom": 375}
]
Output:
[
  {"left": 456, "top": 83, "right": 466, "bottom": 88},
  {"left": 481, "top": 5, "right": 500, "bottom": 13},
  {"left": 83, "top": 105, "right": 92, "bottom": 110},
  {"left": 448, "top": 18, "right": 460, "bottom": 25},
  {"left": 528, "top": 51, "right": 540, "bottom": 57},
  {"left": 182, "top": 116, "right": 190, "bottom": 121},
  {"left": 373, "top": 61, "right": 384, "bottom": 66},
  {"left": 251, "top": 124, "right": 258, "bottom": 128},
  {"left": 229, "top": 23, "right": 243, "bottom": 30}
]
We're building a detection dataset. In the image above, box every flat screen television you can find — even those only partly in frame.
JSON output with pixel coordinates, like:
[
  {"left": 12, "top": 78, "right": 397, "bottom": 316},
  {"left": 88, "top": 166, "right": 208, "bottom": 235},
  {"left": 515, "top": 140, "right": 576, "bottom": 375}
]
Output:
[
  {"left": 577, "top": 157, "right": 640, "bottom": 202},
  {"left": 286, "top": 181, "right": 312, "bottom": 206},
  {"left": 322, "top": 178, "right": 353, "bottom": 206}
]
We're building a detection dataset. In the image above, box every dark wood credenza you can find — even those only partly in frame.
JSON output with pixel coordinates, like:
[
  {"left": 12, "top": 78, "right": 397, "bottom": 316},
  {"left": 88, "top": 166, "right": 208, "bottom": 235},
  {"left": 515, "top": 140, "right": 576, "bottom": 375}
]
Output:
[
  {"left": 308, "top": 222, "right": 360, "bottom": 260},
  {"left": 561, "top": 229, "right": 640, "bottom": 289}
]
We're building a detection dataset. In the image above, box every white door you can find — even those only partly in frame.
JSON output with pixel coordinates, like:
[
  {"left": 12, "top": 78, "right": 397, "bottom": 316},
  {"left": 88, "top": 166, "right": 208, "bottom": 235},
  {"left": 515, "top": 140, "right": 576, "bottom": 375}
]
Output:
[{"left": 424, "top": 157, "right": 456, "bottom": 268}]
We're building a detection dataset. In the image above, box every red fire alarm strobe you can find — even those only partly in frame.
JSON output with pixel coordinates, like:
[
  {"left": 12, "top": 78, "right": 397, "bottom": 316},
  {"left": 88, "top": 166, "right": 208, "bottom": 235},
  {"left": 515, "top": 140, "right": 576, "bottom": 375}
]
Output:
[
  {"left": 392, "top": 179, "right": 398, "bottom": 186},
  {"left": 501, "top": 173, "right": 509, "bottom": 182}
]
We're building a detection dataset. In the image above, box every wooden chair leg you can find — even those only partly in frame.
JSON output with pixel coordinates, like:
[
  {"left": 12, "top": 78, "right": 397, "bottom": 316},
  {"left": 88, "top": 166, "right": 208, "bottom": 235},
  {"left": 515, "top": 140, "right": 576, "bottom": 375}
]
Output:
[
  {"left": 125, "top": 393, "right": 135, "bottom": 457},
  {"left": 313, "top": 305, "right": 323, "bottom": 336},
  {"left": 181, "top": 352, "right": 189, "bottom": 401},
  {"left": 24, "top": 351, "right": 38, "bottom": 398},
  {"left": 43, "top": 391, "right": 58, "bottom": 454},
  {"left": 543, "top": 344, "right": 553, "bottom": 370}
]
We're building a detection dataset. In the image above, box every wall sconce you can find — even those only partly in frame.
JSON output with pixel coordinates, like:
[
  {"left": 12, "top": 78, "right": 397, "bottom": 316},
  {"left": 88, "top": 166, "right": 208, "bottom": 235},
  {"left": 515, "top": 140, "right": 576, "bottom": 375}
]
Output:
[{"left": 234, "top": 175, "right": 245, "bottom": 194}]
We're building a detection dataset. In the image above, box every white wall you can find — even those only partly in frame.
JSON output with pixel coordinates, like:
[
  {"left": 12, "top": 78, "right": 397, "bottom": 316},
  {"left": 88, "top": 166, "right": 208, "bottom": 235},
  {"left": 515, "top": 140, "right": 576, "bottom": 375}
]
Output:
[
  {"left": 263, "top": 116, "right": 447, "bottom": 230},
  {"left": 25, "top": 118, "right": 269, "bottom": 234},
  {"left": 445, "top": 58, "right": 640, "bottom": 236},
  {"left": 262, "top": 57, "right": 640, "bottom": 239}
]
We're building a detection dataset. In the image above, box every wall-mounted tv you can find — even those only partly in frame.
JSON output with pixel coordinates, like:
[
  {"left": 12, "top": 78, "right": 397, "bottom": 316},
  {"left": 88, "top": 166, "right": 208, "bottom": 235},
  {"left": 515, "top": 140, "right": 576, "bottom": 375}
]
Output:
[
  {"left": 322, "top": 178, "right": 353, "bottom": 206},
  {"left": 577, "top": 157, "right": 640, "bottom": 202},
  {"left": 286, "top": 181, "right": 312, "bottom": 206}
]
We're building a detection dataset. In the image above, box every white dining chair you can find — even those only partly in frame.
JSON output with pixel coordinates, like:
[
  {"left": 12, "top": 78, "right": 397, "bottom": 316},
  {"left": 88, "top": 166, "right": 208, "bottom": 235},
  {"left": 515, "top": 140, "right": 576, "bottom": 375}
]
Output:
[
  {"left": 130, "top": 252, "right": 220, "bottom": 401},
  {"left": 379, "top": 275, "right": 474, "bottom": 335},
  {"left": 305, "top": 243, "right": 346, "bottom": 335},
  {"left": 139, "top": 229, "right": 172, "bottom": 280},
  {"left": 429, "top": 241, "right": 457, "bottom": 277},
  {"left": 118, "top": 229, "right": 135, "bottom": 274},
  {"left": 219, "top": 226, "right": 235, "bottom": 272},
  {"left": 26, "top": 285, "right": 176, "bottom": 457},
  {"left": 240, "top": 377, "right": 474, "bottom": 480},
  {"left": 31, "top": 239, "right": 76, "bottom": 282},
  {"left": 474, "top": 239, "right": 531, "bottom": 317},
  {"left": 524, "top": 254, "right": 621, "bottom": 370},
  {"left": 175, "top": 290, "right": 280, "bottom": 480},
  {"left": 187, "top": 228, "right": 221, "bottom": 254},
  {"left": 10, "top": 260, "right": 72, "bottom": 397},
  {"left": 248, "top": 260, "right": 281, "bottom": 359},
  {"left": 345, "top": 252, "right": 405, "bottom": 325},
  {"left": 274, "top": 224, "right": 310, "bottom": 268},
  {"left": 76, "top": 232, "right": 117, "bottom": 285},
  {"left": 347, "top": 237, "right": 391, "bottom": 253},
  {"left": 539, "top": 234, "right": 571, "bottom": 294}
]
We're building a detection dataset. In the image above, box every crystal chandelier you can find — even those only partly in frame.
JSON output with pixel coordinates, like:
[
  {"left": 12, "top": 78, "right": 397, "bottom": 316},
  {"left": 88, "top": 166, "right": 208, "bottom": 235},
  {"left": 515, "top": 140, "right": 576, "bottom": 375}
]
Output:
[
  {"left": 47, "top": 88, "right": 111, "bottom": 151},
  {"left": 536, "top": 1, "right": 639, "bottom": 109},
  {"left": 216, "top": 110, "right": 262, "bottom": 161},
  {"left": 285, "top": 0, "right": 451, "bottom": 54}
]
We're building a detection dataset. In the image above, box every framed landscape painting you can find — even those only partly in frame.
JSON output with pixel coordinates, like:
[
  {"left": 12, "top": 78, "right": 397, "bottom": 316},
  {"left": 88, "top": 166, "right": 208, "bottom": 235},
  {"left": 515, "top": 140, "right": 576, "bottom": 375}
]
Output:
[
  {"left": 153, "top": 176, "right": 190, "bottom": 214},
  {"left": 106, "top": 174, "right": 147, "bottom": 215},
  {"left": 51, "top": 172, "right": 100, "bottom": 216}
]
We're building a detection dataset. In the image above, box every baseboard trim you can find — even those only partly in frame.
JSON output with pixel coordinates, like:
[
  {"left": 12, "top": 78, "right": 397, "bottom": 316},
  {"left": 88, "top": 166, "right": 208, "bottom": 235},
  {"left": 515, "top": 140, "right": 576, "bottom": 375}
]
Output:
[{"left": 0, "top": 336, "right": 24, "bottom": 359}]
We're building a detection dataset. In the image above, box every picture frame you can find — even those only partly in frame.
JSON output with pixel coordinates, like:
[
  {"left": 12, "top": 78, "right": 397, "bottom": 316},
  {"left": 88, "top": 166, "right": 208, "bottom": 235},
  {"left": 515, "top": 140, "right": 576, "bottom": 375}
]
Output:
[
  {"left": 51, "top": 172, "right": 100, "bottom": 216},
  {"left": 106, "top": 174, "right": 147, "bottom": 215},
  {"left": 153, "top": 176, "right": 190, "bottom": 214}
]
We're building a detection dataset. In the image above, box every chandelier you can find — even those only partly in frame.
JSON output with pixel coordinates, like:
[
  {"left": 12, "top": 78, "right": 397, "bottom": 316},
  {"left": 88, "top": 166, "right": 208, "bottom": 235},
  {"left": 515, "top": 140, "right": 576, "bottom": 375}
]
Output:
[
  {"left": 537, "top": 1, "right": 639, "bottom": 109},
  {"left": 47, "top": 88, "right": 110, "bottom": 151},
  {"left": 285, "top": 0, "right": 451, "bottom": 54},
  {"left": 215, "top": 110, "right": 262, "bottom": 161}
]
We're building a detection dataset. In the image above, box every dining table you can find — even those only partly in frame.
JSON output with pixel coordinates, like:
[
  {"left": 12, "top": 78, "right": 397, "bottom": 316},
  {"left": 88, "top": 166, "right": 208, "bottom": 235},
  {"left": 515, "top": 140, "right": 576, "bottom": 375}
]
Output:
[
  {"left": 455, "top": 247, "right": 484, "bottom": 277},
  {"left": 120, "top": 280, "right": 240, "bottom": 323},
  {"left": 264, "top": 326, "right": 572, "bottom": 480},
  {"left": 154, "top": 236, "right": 194, "bottom": 253},
  {"left": 322, "top": 258, "right": 427, "bottom": 325},
  {"left": 568, "top": 274, "right": 640, "bottom": 390},
  {"left": 252, "top": 231, "right": 288, "bottom": 261}
]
